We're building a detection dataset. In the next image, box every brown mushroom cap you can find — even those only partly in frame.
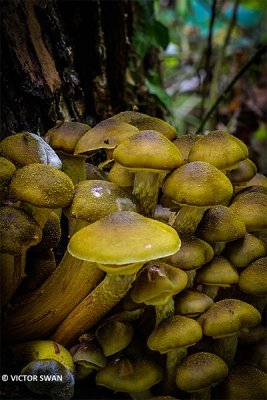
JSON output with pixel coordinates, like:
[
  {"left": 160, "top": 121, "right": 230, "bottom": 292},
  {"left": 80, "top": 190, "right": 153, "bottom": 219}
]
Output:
[
  {"left": 0, "top": 132, "right": 62, "bottom": 169},
  {"left": 96, "top": 320, "right": 134, "bottom": 356},
  {"left": 196, "top": 256, "right": 239, "bottom": 287},
  {"left": 197, "top": 299, "right": 261, "bottom": 338},
  {"left": 227, "top": 158, "right": 257, "bottom": 184},
  {"left": 110, "top": 110, "right": 177, "bottom": 140},
  {"left": 0, "top": 206, "right": 42, "bottom": 254},
  {"left": 196, "top": 205, "right": 246, "bottom": 243},
  {"left": 234, "top": 172, "right": 267, "bottom": 193},
  {"left": 238, "top": 257, "right": 267, "bottom": 296},
  {"left": 44, "top": 121, "right": 91, "bottom": 154},
  {"left": 162, "top": 161, "right": 233, "bottom": 207},
  {"left": 74, "top": 119, "right": 139, "bottom": 155},
  {"left": 175, "top": 289, "right": 214, "bottom": 317},
  {"left": 9, "top": 164, "right": 74, "bottom": 209},
  {"left": 113, "top": 130, "right": 183, "bottom": 172},
  {"left": 68, "top": 211, "right": 180, "bottom": 267},
  {"left": 96, "top": 356, "right": 164, "bottom": 393},
  {"left": 30, "top": 211, "right": 61, "bottom": 252},
  {"left": 175, "top": 352, "right": 228, "bottom": 393},
  {"left": 147, "top": 315, "right": 202, "bottom": 354},
  {"left": 172, "top": 134, "right": 200, "bottom": 161},
  {"left": 188, "top": 131, "right": 248, "bottom": 170}
]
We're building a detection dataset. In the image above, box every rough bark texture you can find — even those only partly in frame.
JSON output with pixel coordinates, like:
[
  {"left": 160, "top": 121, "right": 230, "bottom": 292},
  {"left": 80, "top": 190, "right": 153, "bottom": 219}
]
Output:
[{"left": 1, "top": 0, "right": 163, "bottom": 140}]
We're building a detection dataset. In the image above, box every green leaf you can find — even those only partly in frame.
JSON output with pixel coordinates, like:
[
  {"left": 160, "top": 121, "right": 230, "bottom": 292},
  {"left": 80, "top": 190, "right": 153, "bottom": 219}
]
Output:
[
  {"left": 153, "top": 20, "right": 169, "bottom": 50},
  {"left": 145, "top": 79, "right": 172, "bottom": 110}
]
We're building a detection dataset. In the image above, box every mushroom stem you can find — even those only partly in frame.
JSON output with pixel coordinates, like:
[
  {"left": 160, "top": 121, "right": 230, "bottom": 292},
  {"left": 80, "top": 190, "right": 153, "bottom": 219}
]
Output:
[
  {"left": 0, "top": 252, "right": 26, "bottom": 307},
  {"left": 5, "top": 251, "right": 104, "bottom": 343},
  {"left": 51, "top": 273, "right": 137, "bottom": 347},
  {"left": 213, "top": 335, "right": 238, "bottom": 367},
  {"left": 60, "top": 153, "right": 87, "bottom": 184},
  {"left": 129, "top": 389, "right": 152, "bottom": 399},
  {"left": 191, "top": 387, "right": 212, "bottom": 400},
  {"left": 164, "top": 347, "right": 188, "bottom": 394},
  {"left": 155, "top": 298, "right": 175, "bottom": 326},
  {"left": 133, "top": 171, "right": 160, "bottom": 217},
  {"left": 173, "top": 206, "right": 208, "bottom": 235},
  {"left": 185, "top": 270, "right": 197, "bottom": 289}
]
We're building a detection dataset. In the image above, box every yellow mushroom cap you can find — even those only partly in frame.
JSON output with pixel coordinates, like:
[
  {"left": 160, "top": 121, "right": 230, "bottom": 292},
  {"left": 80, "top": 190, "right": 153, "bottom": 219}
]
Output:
[
  {"left": 175, "top": 289, "right": 214, "bottom": 317},
  {"left": 45, "top": 121, "right": 91, "bottom": 154},
  {"left": 188, "top": 131, "right": 248, "bottom": 170},
  {"left": 172, "top": 134, "right": 200, "bottom": 161},
  {"left": 196, "top": 256, "right": 239, "bottom": 287},
  {"left": 238, "top": 257, "right": 267, "bottom": 296},
  {"left": 227, "top": 158, "right": 257, "bottom": 184},
  {"left": 111, "top": 110, "right": 177, "bottom": 140},
  {"left": 0, "top": 157, "right": 16, "bottom": 186},
  {"left": 175, "top": 352, "right": 228, "bottom": 392},
  {"left": 74, "top": 119, "right": 139, "bottom": 155},
  {"left": 68, "top": 211, "right": 180, "bottom": 266},
  {"left": 162, "top": 161, "right": 233, "bottom": 207},
  {"left": 147, "top": 315, "right": 203, "bottom": 354},
  {"left": 113, "top": 130, "right": 183, "bottom": 172},
  {"left": 9, "top": 164, "right": 74, "bottom": 208},
  {"left": 197, "top": 299, "right": 261, "bottom": 338}
]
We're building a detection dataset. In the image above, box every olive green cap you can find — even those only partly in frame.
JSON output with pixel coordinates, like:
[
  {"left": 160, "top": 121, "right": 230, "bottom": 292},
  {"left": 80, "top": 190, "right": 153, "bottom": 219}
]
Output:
[
  {"left": 227, "top": 158, "right": 257, "bottom": 184},
  {"left": 0, "top": 157, "right": 16, "bottom": 187},
  {"left": 196, "top": 256, "right": 239, "bottom": 287},
  {"left": 175, "top": 289, "right": 214, "bottom": 317},
  {"left": 147, "top": 315, "right": 202, "bottom": 354},
  {"left": 107, "top": 162, "right": 134, "bottom": 187},
  {"left": 188, "top": 131, "right": 248, "bottom": 170},
  {"left": 224, "top": 233, "right": 266, "bottom": 268},
  {"left": 113, "top": 130, "right": 183, "bottom": 172},
  {"left": 175, "top": 352, "right": 228, "bottom": 392},
  {"left": 172, "top": 134, "right": 200, "bottom": 161},
  {"left": 96, "top": 320, "right": 134, "bottom": 356},
  {"left": 31, "top": 211, "right": 61, "bottom": 252},
  {"left": 162, "top": 161, "right": 233, "bottom": 207},
  {"left": 9, "top": 164, "right": 74, "bottom": 208},
  {"left": 238, "top": 257, "right": 267, "bottom": 296},
  {"left": 70, "top": 337, "right": 107, "bottom": 370},
  {"left": 68, "top": 211, "right": 180, "bottom": 266}
]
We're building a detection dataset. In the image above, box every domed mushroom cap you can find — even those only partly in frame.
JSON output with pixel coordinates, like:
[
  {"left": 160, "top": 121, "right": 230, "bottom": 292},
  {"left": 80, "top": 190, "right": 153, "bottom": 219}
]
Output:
[
  {"left": 196, "top": 256, "right": 239, "bottom": 287},
  {"left": 107, "top": 162, "right": 134, "bottom": 188},
  {"left": 9, "top": 164, "right": 74, "bottom": 209},
  {"left": 0, "top": 157, "right": 16, "bottom": 187},
  {"left": 96, "top": 356, "right": 164, "bottom": 393},
  {"left": 0, "top": 206, "right": 42, "bottom": 254},
  {"left": 147, "top": 315, "right": 202, "bottom": 354},
  {"left": 229, "top": 192, "right": 267, "bottom": 232},
  {"left": 96, "top": 320, "right": 134, "bottom": 356},
  {"left": 74, "top": 119, "right": 139, "bottom": 155},
  {"left": 30, "top": 211, "right": 61, "bottom": 252},
  {"left": 175, "top": 289, "right": 214, "bottom": 317},
  {"left": 111, "top": 110, "right": 177, "bottom": 140},
  {"left": 223, "top": 233, "right": 266, "bottom": 269},
  {"left": 162, "top": 161, "right": 233, "bottom": 207},
  {"left": 70, "top": 337, "right": 107, "bottom": 370},
  {"left": 164, "top": 236, "right": 214, "bottom": 271},
  {"left": 68, "top": 211, "right": 180, "bottom": 266},
  {"left": 188, "top": 131, "right": 248, "bottom": 170},
  {"left": 113, "top": 130, "right": 183, "bottom": 172},
  {"left": 0, "top": 132, "right": 62, "bottom": 169},
  {"left": 234, "top": 172, "right": 267, "bottom": 194},
  {"left": 129, "top": 261, "right": 188, "bottom": 305},
  {"left": 238, "top": 257, "right": 267, "bottom": 296},
  {"left": 197, "top": 299, "right": 261, "bottom": 338},
  {"left": 45, "top": 121, "right": 91, "bottom": 154},
  {"left": 196, "top": 205, "right": 246, "bottom": 243},
  {"left": 175, "top": 352, "right": 228, "bottom": 392},
  {"left": 64, "top": 180, "right": 137, "bottom": 223},
  {"left": 227, "top": 158, "right": 257, "bottom": 184},
  {"left": 172, "top": 134, "right": 200, "bottom": 161}
]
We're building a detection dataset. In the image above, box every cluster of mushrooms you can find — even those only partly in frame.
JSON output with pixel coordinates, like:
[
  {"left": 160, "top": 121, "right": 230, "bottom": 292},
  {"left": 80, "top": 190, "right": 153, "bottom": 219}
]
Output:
[{"left": 0, "top": 110, "right": 267, "bottom": 400}]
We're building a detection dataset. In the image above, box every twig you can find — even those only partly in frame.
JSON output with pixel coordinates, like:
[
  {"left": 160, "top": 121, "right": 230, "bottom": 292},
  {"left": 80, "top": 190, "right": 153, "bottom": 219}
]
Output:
[{"left": 195, "top": 45, "right": 267, "bottom": 134}]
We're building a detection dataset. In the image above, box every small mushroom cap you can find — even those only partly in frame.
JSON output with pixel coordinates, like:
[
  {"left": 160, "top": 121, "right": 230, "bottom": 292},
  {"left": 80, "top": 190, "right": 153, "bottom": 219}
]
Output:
[
  {"left": 227, "top": 158, "right": 257, "bottom": 184},
  {"left": 175, "top": 352, "right": 228, "bottom": 392},
  {"left": 220, "top": 365, "right": 267, "bottom": 400},
  {"left": 246, "top": 338, "right": 267, "bottom": 373},
  {"left": 223, "top": 233, "right": 267, "bottom": 268},
  {"left": 113, "top": 130, "right": 183, "bottom": 172},
  {"left": 0, "top": 157, "right": 16, "bottom": 186},
  {"left": 162, "top": 161, "right": 233, "bottom": 207},
  {"left": 238, "top": 324, "right": 267, "bottom": 345},
  {"left": 96, "top": 320, "right": 134, "bottom": 356},
  {"left": 238, "top": 257, "right": 267, "bottom": 296},
  {"left": 9, "top": 164, "right": 74, "bottom": 208},
  {"left": 172, "top": 134, "right": 200, "bottom": 161},
  {"left": 164, "top": 236, "right": 214, "bottom": 271},
  {"left": 74, "top": 119, "right": 139, "bottom": 155},
  {"left": 107, "top": 162, "right": 134, "bottom": 187},
  {"left": 21, "top": 359, "right": 74, "bottom": 400},
  {"left": 188, "top": 131, "right": 248, "bottom": 170},
  {"left": 70, "top": 337, "right": 107, "bottom": 369},
  {"left": 45, "top": 121, "right": 91, "bottom": 154},
  {"left": 197, "top": 299, "right": 261, "bottom": 338},
  {"left": 196, "top": 256, "right": 239, "bottom": 287},
  {"left": 96, "top": 356, "right": 164, "bottom": 393},
  {"left": 129, "top": 262, "right": 188, "bottom": 305},
  {"left": 68, "top": 211, "right": 180, "bottom": 266},
  {"left": 64, "top": 180, "right": 137, "bottom": 223},
  {"left": 31, "top": 211, "right": 61, "bottom": 252},
  {"left": 175, "top": 289, "right": 214, "bottom": 317},
  {"left": 0, "top": 206, "right": 42, "bottom": 254},
  {"left": 111, "top": 110, "right": 177, "bottom": 140},
  {"left": 229, "top": 192, "right": 267, "bottom": 232},
  {"left": 196, "top": 205, "right": 246, "bottom": 243},
  {"left": 147, "top": 315, "right": 203, "bottom": 354},
  {"left": 0, "top": 132, "right": 62, "bottom": 169},
  {"left": 234, "top": 172, "right": 267, "bottom": 193}
]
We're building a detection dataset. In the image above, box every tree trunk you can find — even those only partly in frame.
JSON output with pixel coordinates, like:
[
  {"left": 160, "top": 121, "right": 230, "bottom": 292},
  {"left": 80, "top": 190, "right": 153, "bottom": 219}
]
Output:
[{"left": 1, "top": 0, "right": 163, "bottom": 140}]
